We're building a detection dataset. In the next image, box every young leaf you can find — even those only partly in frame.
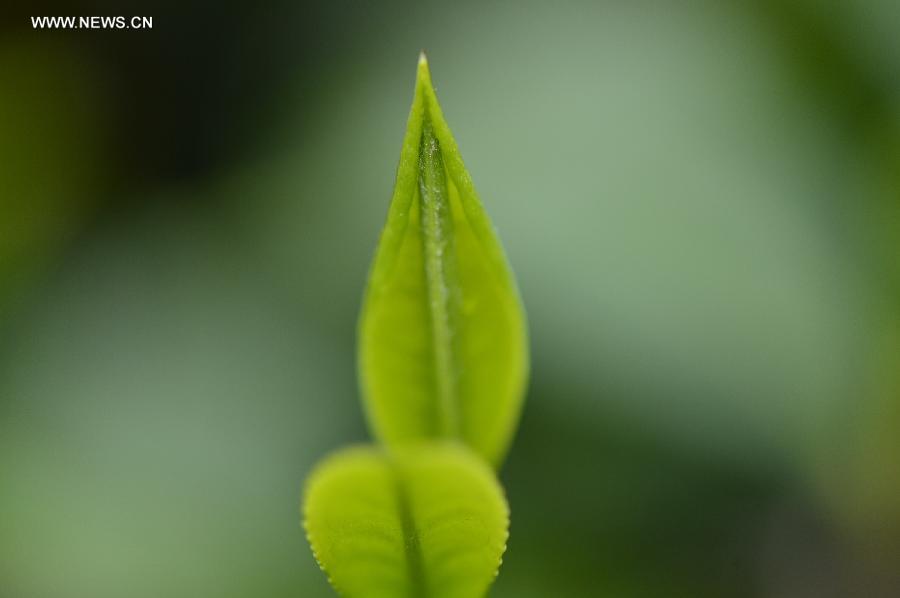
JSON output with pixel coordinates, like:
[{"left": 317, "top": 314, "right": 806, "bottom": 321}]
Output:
[
  {"left": 358, "top": 54, "right": 529, "bottom": 467},
  {"left": 303, "top": 443, "right": 509, "bottom": 598}
]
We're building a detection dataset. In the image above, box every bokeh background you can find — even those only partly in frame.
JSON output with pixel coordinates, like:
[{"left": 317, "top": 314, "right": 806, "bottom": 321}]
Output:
[{"left": 2, "top": 1, "right": 899, "bottom": 596}]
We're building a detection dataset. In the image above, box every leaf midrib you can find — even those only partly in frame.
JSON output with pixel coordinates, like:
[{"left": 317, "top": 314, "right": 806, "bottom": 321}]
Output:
[
  {"left": 417, "top": 114, "right": 460, "bottom": 439},
  {"left": 393, "top": 465, "right": 427, "bottom": 598}
]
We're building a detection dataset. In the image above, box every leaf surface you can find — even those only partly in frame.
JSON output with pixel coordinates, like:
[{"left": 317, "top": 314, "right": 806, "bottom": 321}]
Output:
[
  {"left": 303, "top": 443, "right": 509, "bottom": 598},
  {"left": 359, "top": 54, "right": 528, "bottom": 467}
]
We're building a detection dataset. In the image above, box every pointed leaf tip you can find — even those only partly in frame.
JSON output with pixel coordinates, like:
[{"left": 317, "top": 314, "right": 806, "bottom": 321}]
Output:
[{"left": 416, "top": 52, "right": 433, "bottom": 93}]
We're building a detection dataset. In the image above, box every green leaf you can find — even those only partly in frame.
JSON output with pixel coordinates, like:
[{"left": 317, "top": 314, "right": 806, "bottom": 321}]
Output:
[
  {"left": 303, "top": 443, "right": 509, "bottom": 598},
  {"left": 358, "top": 54, "right": 529, "bottom": 467}
]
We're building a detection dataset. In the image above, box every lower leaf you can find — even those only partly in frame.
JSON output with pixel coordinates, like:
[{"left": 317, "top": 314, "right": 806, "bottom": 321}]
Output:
[{"left": 303, "top": 443, "right": 509, "bottom": 598}]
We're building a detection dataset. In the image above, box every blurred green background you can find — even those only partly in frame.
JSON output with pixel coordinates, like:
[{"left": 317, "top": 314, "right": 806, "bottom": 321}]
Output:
[{"left": 2, "top": 1, "right": 899, "bottom": 596}]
